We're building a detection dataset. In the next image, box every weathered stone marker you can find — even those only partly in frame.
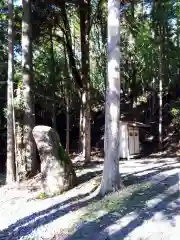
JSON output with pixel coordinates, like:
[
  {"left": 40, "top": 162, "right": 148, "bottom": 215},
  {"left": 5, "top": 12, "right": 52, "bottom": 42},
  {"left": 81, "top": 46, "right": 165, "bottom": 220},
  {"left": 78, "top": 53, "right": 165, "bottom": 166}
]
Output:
[{"left": 32, "top": 125, "right": 77, "bottom": 195}]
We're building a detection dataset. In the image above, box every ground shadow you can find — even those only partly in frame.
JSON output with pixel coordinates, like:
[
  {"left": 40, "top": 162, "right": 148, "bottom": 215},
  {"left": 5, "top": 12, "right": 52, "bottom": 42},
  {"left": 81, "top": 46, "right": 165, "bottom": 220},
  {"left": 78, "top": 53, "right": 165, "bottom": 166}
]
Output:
[
  {"left": 78, "top": 160, "right": 180, "bottom": 188},
  {"left": 129, "top": 143, "right": 179, "bottom": 159},
  {"left": 0, "top": 163, "right": 179, "bottom": 240},
  {"left": 0, "top": 186, "right": 100, "bottom": 240},
  {"left": 78, "top": 170, "right": 102, "bottom": 184},
  {"left": 64, "top": 173, "right": 179, "bottom": 240},
  {"left": 74, "top": 159, "right": 103, "bottom": 170}
]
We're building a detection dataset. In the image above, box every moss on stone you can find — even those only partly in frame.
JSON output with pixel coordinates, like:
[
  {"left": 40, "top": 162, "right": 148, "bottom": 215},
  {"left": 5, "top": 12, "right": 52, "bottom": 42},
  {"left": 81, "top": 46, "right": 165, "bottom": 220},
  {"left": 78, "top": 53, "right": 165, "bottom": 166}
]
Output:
[{"left": 57, "top": 142, "right": 70, "bottom": 164}]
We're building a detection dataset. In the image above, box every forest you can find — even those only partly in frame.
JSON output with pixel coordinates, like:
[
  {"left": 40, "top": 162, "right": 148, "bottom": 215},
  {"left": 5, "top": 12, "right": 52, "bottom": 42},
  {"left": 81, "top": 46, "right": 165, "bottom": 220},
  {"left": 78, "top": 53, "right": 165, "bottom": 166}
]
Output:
[{"left": 0, "top": 0, "right": 180, "bottom": 239}]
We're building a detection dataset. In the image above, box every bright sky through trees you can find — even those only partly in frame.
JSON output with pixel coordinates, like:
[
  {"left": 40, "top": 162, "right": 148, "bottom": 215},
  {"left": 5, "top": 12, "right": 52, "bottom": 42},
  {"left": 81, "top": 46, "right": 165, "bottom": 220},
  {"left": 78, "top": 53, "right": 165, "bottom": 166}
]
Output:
[{"left": 14, "top": 0, "right": 21, "bottom": 6}]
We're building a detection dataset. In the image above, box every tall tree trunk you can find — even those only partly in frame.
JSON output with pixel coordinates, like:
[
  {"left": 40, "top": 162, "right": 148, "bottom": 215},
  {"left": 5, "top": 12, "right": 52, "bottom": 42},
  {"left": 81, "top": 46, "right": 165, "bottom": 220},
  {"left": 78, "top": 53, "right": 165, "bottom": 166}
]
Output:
[
  {"left": 52, "top": 103, "right": 56, "bottom": 130},
  {"left": 100, "top": 0, "right": 121, "bottom": 196},
  {"left": 159, "top": 23, "right": 167, "bottom": 149},
  {"left": 64, "top": 43, "right": 70, "bottom": 153},
  {"left": 66, "top": 94, "right": 70, "bottom": 153},
  {"left": 79, "top": 0, "right": 91, "bottom": 163},
  {"left": 177, "top": 11, "right": 180, "bottom": 75},
  {"left": 60, "top": 3, "right": 83, "bottom": 90},
  {"left": 99, "top": 4, "right": 107, "bottom": 94},
  {"left": 152, "top": 0, "right": 163, "bottom": 151},
  {"left": 159, "top": 43, "right": 163, "bottom": 150},
  {"left": 18, "top": 0, "right": 36, "bottom": 179},
  {"left": 49, "top": 24, "right": 56, "bottom": 130},
  {"left": 177, "top": 14, "right": 180, "bottom": 50},
  {"left": 6, "top": 0, "right": 16, "bottom": 184},
  {"left": 61, "top": 1, "right": 91, "bottom": 161}
]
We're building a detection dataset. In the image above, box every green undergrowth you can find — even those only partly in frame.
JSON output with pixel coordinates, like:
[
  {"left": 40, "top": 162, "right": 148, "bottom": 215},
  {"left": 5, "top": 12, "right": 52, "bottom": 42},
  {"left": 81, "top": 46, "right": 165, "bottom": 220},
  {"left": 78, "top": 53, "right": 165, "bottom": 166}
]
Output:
[
  {"left": 36, "top": 189, "right": 65, "bottom": 200},
  {"left": 36, "top": 192, "right": 49, "bottom": 200}
]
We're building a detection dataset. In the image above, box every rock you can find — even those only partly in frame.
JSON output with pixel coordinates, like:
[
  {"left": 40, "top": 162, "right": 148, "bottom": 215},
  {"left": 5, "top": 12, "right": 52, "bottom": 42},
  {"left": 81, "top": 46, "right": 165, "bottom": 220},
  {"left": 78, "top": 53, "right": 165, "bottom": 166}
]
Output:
[{"left": 32, "top": 125, "right": 77, "bottom": 195}]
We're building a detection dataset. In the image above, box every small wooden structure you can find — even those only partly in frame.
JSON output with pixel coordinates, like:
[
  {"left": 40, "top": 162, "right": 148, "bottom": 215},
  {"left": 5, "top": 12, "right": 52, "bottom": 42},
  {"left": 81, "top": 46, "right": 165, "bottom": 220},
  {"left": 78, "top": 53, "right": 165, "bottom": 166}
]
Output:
[{"left": 119, "top": 121, "right": 149, "bottom": 159}]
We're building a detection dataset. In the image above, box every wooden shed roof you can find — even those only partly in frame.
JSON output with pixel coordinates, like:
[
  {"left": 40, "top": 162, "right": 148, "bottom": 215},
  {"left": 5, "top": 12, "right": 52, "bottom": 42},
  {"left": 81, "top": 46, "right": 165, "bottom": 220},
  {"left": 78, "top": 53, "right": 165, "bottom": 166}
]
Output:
[{"left": 120, "top": 121, "right": 150, "bottom": 128}]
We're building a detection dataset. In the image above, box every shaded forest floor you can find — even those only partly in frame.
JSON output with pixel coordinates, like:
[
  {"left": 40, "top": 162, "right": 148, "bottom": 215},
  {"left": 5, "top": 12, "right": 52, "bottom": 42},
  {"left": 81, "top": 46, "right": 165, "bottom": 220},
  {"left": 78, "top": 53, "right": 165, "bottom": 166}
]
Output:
[{"left": 0, "top": 155, "right": 180, "bottom": 240}]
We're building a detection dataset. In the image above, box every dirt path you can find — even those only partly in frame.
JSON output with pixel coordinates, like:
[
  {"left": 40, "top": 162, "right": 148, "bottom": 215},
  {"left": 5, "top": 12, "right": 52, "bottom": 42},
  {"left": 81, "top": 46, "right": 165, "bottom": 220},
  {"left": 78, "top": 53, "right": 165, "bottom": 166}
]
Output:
[
  {"left": 0, "top": 156, "right": 180, "bottom": 240},
  {"left": 65, "top": 156, "right": 180, "bottom": 240}
]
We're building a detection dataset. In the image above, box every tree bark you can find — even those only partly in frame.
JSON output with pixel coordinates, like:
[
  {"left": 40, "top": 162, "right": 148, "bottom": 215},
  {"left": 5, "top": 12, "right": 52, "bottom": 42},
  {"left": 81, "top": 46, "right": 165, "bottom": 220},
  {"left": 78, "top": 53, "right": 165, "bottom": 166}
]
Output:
[
  {"left": 152, "top": 0, "right": 163, "bottom": 151},
  {"left": 49, "top": 24, "right": 57, "bottom": 130},
  {"left": 61, "top": 1, "right": 91, "bottom": 162},
  {"left": 60, "top": 3, "right": 83, "bottom": 90},
  {"left": 19, "top": 0, "right": 36, "bottom": 179},
  {"left": 177, "top": 8, "right": 180, "bottom": 75},
  {"left": 6, "top": 0, "right": 16, "bottom": 184},
  {"left": 79, "top": 0, "right": 91, "bottom": 163},
  {"left": 99, "top": 0, "right": 121, "bottom": 196},
  {"left": 66, "top": 94, "right": 70, "bottom": 153},
  {"left": 63, "top": 41, "right": 71, "bottom": 154},
  {"left": 159, "top": 43, "right": 163, "bottom": 150}
]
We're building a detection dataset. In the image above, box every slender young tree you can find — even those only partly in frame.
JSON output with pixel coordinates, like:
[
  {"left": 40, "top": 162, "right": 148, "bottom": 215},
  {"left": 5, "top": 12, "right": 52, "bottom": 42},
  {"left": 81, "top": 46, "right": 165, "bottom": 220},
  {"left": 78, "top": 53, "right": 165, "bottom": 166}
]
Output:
[
  {"left": 6, "top": 0, "right": 16, "bottom": 184},
  {"left": 99, "top": 0, "right": 121, "bottom": 196}
]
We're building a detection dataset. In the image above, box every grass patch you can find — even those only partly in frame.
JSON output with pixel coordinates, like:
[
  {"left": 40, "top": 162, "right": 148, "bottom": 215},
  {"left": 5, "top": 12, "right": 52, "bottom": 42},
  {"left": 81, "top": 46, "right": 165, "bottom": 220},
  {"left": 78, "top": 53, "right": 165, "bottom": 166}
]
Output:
[
  {"left": 67, "top": 177, "right": 179, "bottom": 239},
  {"left": 36, "top": 192, "right": 49, "bottom": 200},
  {"left": 81, "top": 182, "right": 152, "bottom": 221},
  {"left": 67, "top": 181, "right": 153, "bottom": 234},
  {"left": 53, "top": 174, "right": 179, "bottom": 239},
  {"left": 68, "top": 174, "right": 178, "bottom": 238}
]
